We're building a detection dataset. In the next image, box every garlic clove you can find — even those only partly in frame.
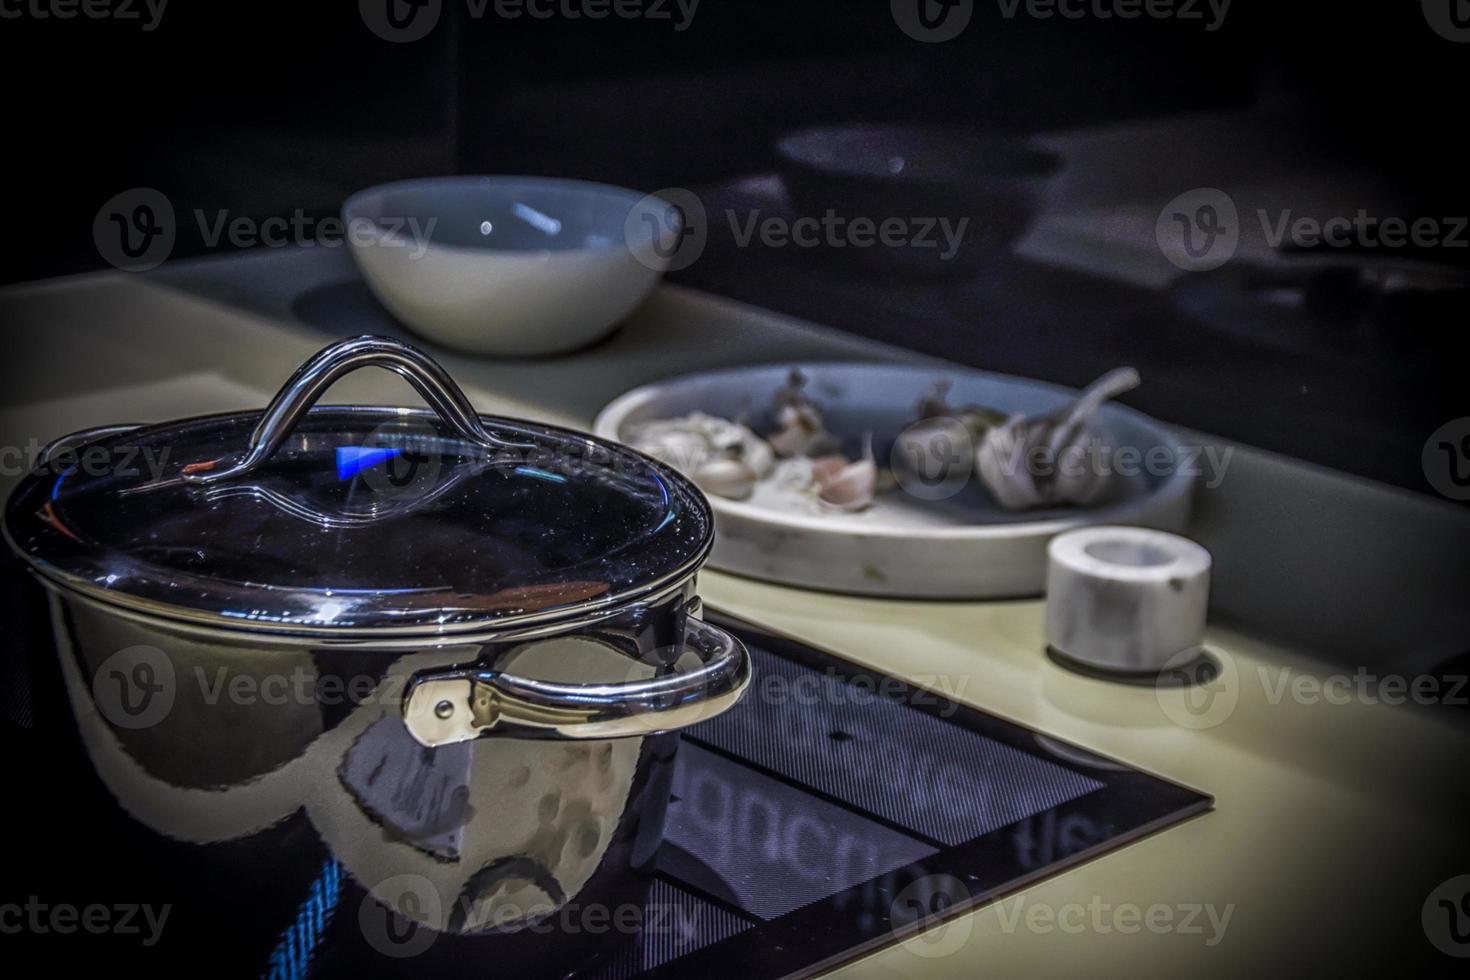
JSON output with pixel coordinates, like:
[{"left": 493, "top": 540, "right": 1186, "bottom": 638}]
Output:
[
  {"left": 916, "top": 379, "right": 954, "bottom": 420},
  {"left": 773, "top": 368, "right": 815, "bottom": 413},
  {"left": 816, "top": 435, "right": 877, "bottom": 512},
  {"left": 1052, "top": 430, "right": 1114, "bottom": 507},
  {"left": 767, "top": 425, "right": 807, "bottom": 459},
  {"left": 809, "top": 454, "right": 849, "bottom": 485},
  {"left": 742, "top": 435, "right": 776, "bottom": 478},
  {"left": 976, "top": 417, "right": 1048, "bottom": 510},
  {"left": 768, "top": 369, "right": 842, "bottom": 459},
  {"left": 691, "top": 458, "right": 759, "bottom": 501}
]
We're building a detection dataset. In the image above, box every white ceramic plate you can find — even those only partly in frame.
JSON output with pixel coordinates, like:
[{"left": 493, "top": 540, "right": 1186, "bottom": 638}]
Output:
[{"left": 594, "top": 363, "right": 1196, "bottom": 598}]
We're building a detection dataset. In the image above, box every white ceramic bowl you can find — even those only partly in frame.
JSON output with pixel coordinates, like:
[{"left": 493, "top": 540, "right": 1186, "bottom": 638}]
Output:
[
  {"left": 343, "top": 176, "right": 673, "bottom": 356},
  {"left": 595, "top": 363, "right": 1197, "bottom": 599}
]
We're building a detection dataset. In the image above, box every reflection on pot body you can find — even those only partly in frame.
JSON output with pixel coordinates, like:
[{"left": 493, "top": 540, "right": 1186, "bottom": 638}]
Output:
[{"left": 49, "top": 584, "right": 692, "bottom": 948}]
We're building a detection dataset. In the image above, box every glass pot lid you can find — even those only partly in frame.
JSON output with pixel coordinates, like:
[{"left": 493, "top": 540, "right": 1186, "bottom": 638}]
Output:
[{"left": 3, "top": 337, "right": 713, "bottom": 637}]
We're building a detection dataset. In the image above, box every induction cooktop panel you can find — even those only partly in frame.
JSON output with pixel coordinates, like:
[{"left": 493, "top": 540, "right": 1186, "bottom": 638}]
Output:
[{"left": 595, "top": 613, "right": 1212, "bottom": 980}]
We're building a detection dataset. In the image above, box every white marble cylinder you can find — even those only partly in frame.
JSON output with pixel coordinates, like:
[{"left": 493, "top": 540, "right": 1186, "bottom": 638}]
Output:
[{"left": 1045, "top": 526, "right": 1212, "bottom": 673}]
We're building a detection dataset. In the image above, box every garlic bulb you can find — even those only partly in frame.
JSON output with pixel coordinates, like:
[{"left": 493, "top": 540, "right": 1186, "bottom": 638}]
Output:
[
  {"left": 629, "top": 425, "right": 710, "bottom": 472},
  {"left": 976, "top": 368, "right": 1141, "bottom": 510},
  {"left": 629, "top": 412, "right": 775, "bottom": 482}
]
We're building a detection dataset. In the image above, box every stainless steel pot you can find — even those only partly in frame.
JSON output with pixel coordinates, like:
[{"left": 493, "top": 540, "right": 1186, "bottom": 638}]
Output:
[{"left": 3, "top": 336, "right": 751, "bottom": 975}]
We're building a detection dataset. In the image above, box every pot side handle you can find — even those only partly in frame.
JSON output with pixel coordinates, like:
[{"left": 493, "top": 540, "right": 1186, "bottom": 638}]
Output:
[{"left": 400, "top": 617, "right": 752, "bottom": 746}]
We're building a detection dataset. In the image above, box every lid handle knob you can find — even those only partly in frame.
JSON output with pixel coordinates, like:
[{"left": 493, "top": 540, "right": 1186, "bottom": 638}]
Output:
[{"left": 184, "top": 336, "right": 525, "bottom": 485}]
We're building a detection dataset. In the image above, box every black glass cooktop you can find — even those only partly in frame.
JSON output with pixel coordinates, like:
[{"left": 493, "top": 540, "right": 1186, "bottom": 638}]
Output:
[
  {"left": 0, "top": 580, "right": 1208, "bottom": 979},
  {"left": 591, "top": 613, "right": 1211, "bottom": 979}
]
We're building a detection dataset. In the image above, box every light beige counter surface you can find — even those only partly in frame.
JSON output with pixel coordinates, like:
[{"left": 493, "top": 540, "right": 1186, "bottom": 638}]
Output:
[{"left": 2, "top": 258, "right": 1466, "bottom": 977}]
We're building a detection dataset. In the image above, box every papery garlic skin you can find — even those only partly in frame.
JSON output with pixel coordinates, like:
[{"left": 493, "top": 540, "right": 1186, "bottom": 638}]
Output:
[
  {"left": 630, "top": 426, "right": 711, "bottom": 473},
  {"left": 770, "top": 457, "right": 816, "bottom": 492}
]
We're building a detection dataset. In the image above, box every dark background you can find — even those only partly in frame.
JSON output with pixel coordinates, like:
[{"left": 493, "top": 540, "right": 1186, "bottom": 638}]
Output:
[
  {"left": 1, "top": 1, "right": 1466, "bottom": 491},
  {"left": 1, "top": 10, "right": 1468, "bottom": 976}
]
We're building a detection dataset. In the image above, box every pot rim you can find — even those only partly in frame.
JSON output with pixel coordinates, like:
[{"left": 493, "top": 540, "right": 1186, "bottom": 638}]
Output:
[{"left": 26, "top": 564, "right": 704, "bottom": 649}]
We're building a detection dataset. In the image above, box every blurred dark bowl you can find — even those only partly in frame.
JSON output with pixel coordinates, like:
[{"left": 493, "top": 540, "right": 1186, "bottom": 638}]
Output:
[{"left": 774, "top": 124, "right": 1062, "bottom": 278}]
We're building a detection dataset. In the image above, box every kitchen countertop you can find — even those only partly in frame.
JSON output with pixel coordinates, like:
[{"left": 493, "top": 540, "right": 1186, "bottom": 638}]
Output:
[{"left": 2, "top": 250, "right": 1467, "bottom": 977}]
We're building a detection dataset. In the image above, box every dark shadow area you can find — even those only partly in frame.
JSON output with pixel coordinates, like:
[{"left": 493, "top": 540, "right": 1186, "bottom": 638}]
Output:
[{"left": 2, "top": 2, "right": 1466, "bottom": 492}]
